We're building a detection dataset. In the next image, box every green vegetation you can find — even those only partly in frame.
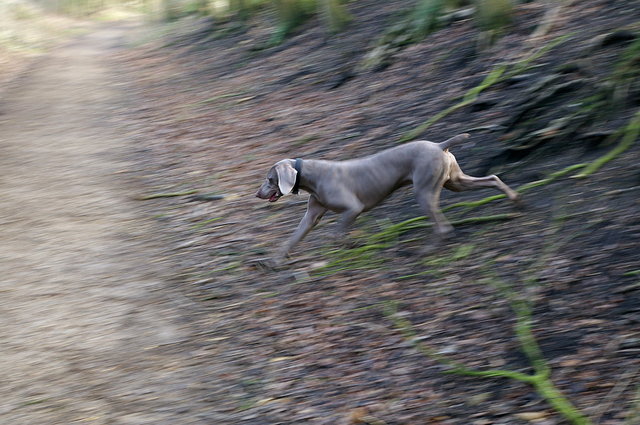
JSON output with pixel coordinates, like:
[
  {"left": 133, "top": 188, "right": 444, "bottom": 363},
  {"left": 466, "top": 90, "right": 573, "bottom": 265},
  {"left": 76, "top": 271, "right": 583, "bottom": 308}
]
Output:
[
  {"left": 399, "top": 34, "right": 571, "bottom": 143},
  {"left": 573, "top": 110, "right": 640, "bottom": 179},
  {"left": 398, "top": 243, "right": 474, "bottom": 279},
  {"left": 398, "top": 64, "right": 507, "bottom": 142},
  {"left": 384, "top": 220, "right": 594, "bottom": 425},
  {"left": 410, "top": 0, "right": 447, "bottom": 40},
  {"left": 123, "top": 0, "right": 518, "bottom": 47},
  {"left": 0, "top": 1, "right": 85, "bottom": 55},
  {"left": 563, "top": 38, "right": 640, "bottom": 178},
  {"left": 316, "top": 213, "right": 517, "bottom": 276},
  {"left": 319, "top": 0, "right": 351, "bottom": 34},
  {"left": 28, "top": 0, "right": 140, "bottom": 16},
  {"left": 270, "top": 0, "right": 313, "bottom": 43},
  {"left": 359, "top": 0, "right": 516, "bottom": 70},
  {"left": 386, "top": 297, "right": 591, "bottom": 425},
  {"left": 474, "top": 0, "right": 512, "bottom": 45},
  {"left": 611, "top": 37, "right": 640, "bottom": 106}
]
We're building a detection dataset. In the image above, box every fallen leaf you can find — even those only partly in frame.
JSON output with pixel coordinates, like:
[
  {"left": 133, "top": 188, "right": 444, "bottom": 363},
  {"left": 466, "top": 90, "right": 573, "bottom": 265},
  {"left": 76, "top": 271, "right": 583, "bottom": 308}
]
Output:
[
  {"left": 269, "top": 356, "right": 295, "bottom": 362},
  {"left": 514, "top": 411, "right": 548, "bottom": 421},
  {"left": 349, "top": 407, "right": 369, "bottom": 424}
]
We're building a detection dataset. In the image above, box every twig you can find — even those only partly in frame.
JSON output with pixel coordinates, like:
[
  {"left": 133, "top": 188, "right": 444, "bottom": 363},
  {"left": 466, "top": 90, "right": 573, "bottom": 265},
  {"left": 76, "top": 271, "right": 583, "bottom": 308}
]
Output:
[{"left": 135, "top": 189, "right": 199, "bottom": 200}]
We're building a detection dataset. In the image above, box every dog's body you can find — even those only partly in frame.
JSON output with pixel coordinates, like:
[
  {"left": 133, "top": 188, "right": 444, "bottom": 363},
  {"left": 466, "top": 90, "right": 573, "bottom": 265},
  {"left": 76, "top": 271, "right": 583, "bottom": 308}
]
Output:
[{"left": 256, "top": 134, "right": 519, "bottom": 265}]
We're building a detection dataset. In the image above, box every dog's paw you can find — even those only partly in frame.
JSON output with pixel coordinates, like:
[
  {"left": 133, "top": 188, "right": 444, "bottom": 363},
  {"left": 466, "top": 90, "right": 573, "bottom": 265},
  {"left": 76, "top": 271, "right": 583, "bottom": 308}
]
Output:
[
  {"left": 512, "top": 195, "right": 526, "bottom": 210},
  {"left": 435, "top": 223, "right": 455, "bottom": 238},
  {"left": 249, "top": 258, "right": 285, "bottom": 271}
]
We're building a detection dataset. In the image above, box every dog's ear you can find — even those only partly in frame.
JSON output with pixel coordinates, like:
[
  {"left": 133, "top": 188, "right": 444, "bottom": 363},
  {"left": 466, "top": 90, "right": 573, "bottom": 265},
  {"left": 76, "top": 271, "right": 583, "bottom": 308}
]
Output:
[{"left": 274, "top": 161, "right": 297, "bottom": 195}]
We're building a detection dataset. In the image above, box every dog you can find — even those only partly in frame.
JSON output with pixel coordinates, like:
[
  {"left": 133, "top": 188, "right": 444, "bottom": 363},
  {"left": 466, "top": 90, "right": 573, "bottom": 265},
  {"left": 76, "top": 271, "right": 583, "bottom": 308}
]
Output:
[{"left": 256, "top": 134, "right": 519, "bottom": 266}]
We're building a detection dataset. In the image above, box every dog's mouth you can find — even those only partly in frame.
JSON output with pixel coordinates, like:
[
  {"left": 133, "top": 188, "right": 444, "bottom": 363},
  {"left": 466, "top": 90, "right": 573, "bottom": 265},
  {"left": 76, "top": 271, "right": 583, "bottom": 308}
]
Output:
[{"left": 268, "top": 190, "right": 282, "bottom": 202}]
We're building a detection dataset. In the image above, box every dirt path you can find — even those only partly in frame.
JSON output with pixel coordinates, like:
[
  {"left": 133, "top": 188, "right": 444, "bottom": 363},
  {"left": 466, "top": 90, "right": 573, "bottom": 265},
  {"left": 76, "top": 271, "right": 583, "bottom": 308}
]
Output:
[{"left": 0, "top": 25, "right": 209, "bottom": 425}]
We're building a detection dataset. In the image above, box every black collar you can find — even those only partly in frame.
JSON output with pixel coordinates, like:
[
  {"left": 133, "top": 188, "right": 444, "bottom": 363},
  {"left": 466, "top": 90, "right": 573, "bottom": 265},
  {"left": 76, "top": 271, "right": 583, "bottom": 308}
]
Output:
[{"left": 292, "top": 158, "right": 303, "bottom": 195}]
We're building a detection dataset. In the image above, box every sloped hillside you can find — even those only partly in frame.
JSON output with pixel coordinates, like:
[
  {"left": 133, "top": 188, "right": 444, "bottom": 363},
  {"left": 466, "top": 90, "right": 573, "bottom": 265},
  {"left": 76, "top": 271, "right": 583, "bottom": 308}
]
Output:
[{"left": 115, "top": 1, "right": 640, "bottom": 423}]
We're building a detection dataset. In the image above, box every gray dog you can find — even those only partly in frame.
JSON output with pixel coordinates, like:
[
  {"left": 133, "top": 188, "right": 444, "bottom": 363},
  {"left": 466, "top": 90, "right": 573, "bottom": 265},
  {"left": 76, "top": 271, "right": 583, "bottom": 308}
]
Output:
[{"left": 256, "top": 133, "right": 519, "bottom": 266}]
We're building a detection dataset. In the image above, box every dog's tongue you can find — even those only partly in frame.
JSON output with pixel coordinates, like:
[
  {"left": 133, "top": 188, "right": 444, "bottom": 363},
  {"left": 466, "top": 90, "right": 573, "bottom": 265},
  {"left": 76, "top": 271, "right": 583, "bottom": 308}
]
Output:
[{"left": 269, "top": 193, "right": 279, "bottom": 202}]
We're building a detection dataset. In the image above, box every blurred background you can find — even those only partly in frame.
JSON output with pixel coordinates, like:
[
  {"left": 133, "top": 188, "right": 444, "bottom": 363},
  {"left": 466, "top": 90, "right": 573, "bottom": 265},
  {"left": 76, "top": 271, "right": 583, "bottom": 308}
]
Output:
[{"left": 1, "top": 0, "right": 639, "bottom": 424}]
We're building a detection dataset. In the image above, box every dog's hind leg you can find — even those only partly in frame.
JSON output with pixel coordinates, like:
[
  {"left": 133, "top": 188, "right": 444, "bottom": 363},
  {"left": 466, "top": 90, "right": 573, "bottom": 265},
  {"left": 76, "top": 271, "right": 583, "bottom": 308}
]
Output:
[
  {"left": 415, "top": 185, "right": 453, "bottom": 236},
  {"left": 444, "top": 159, "right": 520, "bottom": 202}
]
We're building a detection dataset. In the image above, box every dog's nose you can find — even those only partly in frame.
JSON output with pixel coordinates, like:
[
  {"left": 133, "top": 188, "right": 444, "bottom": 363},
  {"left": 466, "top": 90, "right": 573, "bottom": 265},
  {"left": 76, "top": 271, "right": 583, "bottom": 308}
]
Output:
[{"left": 255, "top": 191, "right": 261, "bottom": 198}]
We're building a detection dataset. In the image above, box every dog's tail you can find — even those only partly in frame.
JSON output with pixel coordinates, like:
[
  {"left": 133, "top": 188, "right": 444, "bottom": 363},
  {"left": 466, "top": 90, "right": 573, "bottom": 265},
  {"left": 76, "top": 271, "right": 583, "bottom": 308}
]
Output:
[{"left": 438, "top": 133, "right": 470, "bottom": 151}]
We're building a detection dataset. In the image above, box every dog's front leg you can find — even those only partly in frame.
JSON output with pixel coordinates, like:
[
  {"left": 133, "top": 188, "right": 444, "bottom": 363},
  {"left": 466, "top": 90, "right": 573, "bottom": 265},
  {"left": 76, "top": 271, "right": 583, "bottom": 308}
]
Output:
[
  {"left": 271, "top": 196, "right": 327, "bottom": 266},
  {"left": 331, "top": 201, "right": 365, "bottom": 248}
]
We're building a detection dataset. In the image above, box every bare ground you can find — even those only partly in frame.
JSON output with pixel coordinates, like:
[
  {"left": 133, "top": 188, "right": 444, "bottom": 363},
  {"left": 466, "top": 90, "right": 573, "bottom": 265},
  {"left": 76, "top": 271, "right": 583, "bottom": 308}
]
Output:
[{"left": 0, "top": 25, "right": 211, "bottom": 425}]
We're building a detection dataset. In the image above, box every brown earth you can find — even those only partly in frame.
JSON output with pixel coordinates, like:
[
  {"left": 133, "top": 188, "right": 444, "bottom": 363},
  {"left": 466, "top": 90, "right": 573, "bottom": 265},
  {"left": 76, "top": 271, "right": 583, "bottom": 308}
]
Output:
[{"left": 113, "top": 1, "right": 640, "bottom": 423}]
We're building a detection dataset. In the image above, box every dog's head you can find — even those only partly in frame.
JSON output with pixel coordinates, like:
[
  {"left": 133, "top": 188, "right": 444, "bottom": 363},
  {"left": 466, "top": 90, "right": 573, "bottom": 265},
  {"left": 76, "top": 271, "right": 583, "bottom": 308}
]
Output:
[{"left": 255, "top": 159, "right": 298, "bottom": 202}]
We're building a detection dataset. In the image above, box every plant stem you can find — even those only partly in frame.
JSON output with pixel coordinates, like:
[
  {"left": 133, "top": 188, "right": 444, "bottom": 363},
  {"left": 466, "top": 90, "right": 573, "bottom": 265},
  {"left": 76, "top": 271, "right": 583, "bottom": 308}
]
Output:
[
  {"left": 532, "top": 375, "right": 592, "bottom": 425},
  {"left": 573, "top": 109, "right": 640, "bottom": 178},
  {"left": 398, "top": 34, "right": 571, "bottom": 143}
]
